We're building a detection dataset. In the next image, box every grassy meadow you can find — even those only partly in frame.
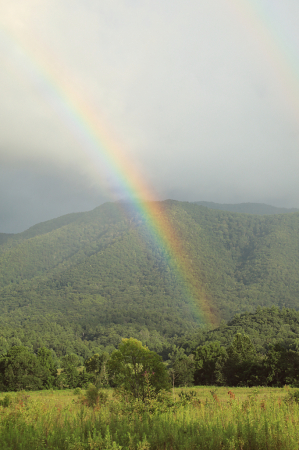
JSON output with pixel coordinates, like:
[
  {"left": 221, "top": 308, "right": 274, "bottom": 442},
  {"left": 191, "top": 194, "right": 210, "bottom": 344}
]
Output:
[{"left": 1, "top": 386, "right": 299, "bottom": 449}]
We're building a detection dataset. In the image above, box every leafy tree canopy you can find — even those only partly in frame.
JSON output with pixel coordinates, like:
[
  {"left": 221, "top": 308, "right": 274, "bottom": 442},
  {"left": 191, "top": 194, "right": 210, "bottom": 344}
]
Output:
[{"left": 108, "top": 338, "right": 170, "bottom": 400}]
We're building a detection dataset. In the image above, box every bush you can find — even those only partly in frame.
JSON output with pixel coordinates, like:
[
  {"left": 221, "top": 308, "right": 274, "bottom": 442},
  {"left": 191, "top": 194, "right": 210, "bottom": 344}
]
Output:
[
  {"left": 84, "top": 384, "right": 108, "bottom": 407},
  {"left": 0, "top": 395, "right": 11, "bottom": 407},
  {"left": 178, "top": 390, "right": 198, "bottom": 405},
  {"left": 284, "top": 389, "right": 299, "bottom": 404}
]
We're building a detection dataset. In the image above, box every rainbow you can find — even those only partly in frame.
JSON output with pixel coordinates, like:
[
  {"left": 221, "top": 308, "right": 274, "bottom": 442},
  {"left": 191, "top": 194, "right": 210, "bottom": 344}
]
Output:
[
  {"left": 0, "top": 22, "right": 216, "bottom": 327},
  {"left": 2, "top": 1, "right": 297, "bottom": 328}
]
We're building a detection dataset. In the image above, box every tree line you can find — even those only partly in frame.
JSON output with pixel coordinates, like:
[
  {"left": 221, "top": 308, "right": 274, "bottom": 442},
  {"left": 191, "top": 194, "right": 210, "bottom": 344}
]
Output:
[{"left": 1, "top": 333, "right": 299, "bottom": 393}]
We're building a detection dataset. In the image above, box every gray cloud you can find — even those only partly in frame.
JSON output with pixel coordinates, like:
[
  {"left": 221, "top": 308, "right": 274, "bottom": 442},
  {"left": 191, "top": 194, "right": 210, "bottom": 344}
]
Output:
[
  {"left": 0, "top": 163, "right": 110, "bottom": 233},
  {"left": 0, "top": 0, "right": 299, "bottom": 232}
]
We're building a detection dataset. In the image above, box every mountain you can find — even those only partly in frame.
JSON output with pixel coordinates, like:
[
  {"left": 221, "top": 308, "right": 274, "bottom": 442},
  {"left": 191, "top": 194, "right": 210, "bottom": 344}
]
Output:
[
  {"left": 194, "top": 201, "right": 299, "bottom": 215},
  {"left": 1, "top": 200, "right": 299, "bottom": 356}
]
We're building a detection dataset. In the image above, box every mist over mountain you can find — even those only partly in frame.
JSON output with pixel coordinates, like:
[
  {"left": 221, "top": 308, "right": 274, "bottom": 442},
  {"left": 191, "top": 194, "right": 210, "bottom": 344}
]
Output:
[{"left": 194, "top": 201, "right": 299, "bottom": 215}]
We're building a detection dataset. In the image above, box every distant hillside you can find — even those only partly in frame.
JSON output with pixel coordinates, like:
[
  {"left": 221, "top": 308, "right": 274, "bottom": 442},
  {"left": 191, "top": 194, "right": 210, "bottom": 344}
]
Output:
[
  {"left": 194, "top": 201, "right": 299, "bottom": 215},
  {"left": 1, "top": 200, "right": 299, "bottom": 356}
]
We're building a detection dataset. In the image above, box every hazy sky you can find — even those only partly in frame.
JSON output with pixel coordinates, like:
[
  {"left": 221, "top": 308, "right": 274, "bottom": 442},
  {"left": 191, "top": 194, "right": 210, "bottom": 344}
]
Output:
[{"left": 1, "top": 0, "right": 299, "bottom": 232}]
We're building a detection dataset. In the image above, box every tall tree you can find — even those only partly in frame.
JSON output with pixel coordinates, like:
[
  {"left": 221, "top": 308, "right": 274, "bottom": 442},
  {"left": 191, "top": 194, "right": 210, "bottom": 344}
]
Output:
[
  {"left": 85, "top": 352, "right": 110, "bottom": 387},
  {"left": 223, "top": 333, "right": 262, "bottom": 386},
  {"left": 168, "top": 345, "right": 195, "bottom": 388},
  {"left": 194, "top": 341, "right": 227, "bottom": 386},
  {"left": 37, "top": 347, "right": 57, "bottom": 389},
  {"left": 108, "top": 338, "right": 170, "bottom": 401},
  {"left": 265, "top": 343, "right": 299, "bottom": 387},
  {"left": 0, "top": 346, "right": 45, "bottom": 391}
]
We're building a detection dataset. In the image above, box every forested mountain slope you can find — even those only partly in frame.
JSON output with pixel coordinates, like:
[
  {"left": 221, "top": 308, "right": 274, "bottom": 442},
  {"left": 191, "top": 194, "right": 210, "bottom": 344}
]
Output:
[
  {"left": 178, "top": 307, "right": 299, "bottom": 354},
  {"left": 194, "top": 201, "right": 299, "bottom": 215},
  {"left": 1, "top": 200, "right": 299, "bottom": 356}
]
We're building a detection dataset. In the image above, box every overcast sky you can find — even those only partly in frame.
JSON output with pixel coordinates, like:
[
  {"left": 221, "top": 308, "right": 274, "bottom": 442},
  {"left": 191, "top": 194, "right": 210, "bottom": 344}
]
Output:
[{"left": 1, "top": 0, "right": 299, "bottom": 232}]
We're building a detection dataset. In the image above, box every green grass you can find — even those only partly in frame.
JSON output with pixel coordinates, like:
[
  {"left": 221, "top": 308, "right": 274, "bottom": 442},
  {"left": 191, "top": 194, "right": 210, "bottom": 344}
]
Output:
[{"left": 0, "top": 386, "right": 299, "bottom": 449}]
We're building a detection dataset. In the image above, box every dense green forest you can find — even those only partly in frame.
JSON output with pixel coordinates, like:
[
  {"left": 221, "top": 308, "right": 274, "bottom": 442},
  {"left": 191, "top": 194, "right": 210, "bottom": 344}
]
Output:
[
  {"left": 1, "top": 200, "right": 299, "bottom": 359},
  {"left": 2, "top": 308, "right": 299, "bottom": 390},
  {"left": 177, "top": 306, "right": 299, "bottom": 354}
]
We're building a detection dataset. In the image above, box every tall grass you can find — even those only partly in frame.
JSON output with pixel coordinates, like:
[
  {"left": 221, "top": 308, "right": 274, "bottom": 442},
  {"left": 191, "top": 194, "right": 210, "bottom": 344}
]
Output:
[{"left": 0, "top": 387, "right": 299, "bottom": 449}]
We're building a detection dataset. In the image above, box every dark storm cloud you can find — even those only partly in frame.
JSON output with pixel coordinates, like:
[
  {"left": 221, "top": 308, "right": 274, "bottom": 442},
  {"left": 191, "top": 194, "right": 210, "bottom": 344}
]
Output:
[
  {"left": 1, "top": 0, "right": 299, "bottom": 232},
  {"left": 0, "top": 163, "right": 110, "bottom": 233}
]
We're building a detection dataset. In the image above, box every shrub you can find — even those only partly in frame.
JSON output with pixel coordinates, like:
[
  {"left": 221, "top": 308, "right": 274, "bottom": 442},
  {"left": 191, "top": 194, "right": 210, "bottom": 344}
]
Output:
[
  {"left": 284, "top": 389, "right": 299, "bottom": 404},
  {"left": 0, "top": 394, "right": 11, "bottom": 407},
  {"left": 84, "top": 384, "right": 108, "bottom": 407}
]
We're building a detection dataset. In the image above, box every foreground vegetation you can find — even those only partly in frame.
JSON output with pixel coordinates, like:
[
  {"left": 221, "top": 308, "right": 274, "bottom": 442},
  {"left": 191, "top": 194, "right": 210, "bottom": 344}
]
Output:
[
  {"left": 1, "top": 386, "right": 299, "bottom": 449},
  {"left": 1, "top": 336, "right": 299, "bottom": 448}
]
